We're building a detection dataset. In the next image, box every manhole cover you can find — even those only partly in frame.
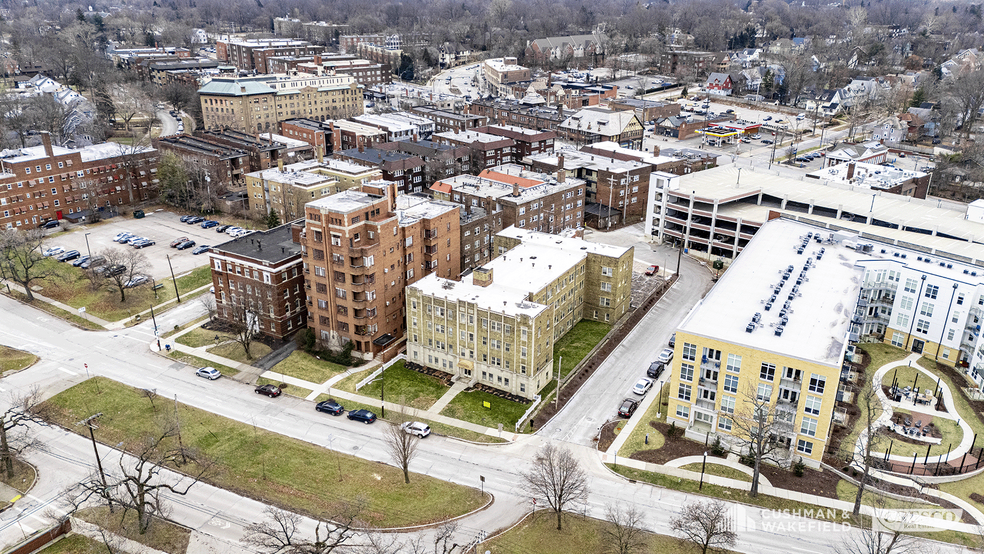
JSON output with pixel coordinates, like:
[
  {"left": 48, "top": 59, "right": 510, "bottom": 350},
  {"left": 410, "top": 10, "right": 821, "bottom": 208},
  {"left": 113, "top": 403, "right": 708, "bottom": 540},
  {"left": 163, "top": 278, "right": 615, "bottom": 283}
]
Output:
[{"left": 352, "top": 446, "right": 360, "bottom": 451}]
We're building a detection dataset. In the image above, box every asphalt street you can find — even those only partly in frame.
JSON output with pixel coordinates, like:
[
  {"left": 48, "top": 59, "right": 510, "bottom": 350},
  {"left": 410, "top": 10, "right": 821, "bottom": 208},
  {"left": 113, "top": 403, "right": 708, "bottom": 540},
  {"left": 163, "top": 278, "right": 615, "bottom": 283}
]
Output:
[{"left": 0, "top": 255, "right": 967, "bottom": 553}]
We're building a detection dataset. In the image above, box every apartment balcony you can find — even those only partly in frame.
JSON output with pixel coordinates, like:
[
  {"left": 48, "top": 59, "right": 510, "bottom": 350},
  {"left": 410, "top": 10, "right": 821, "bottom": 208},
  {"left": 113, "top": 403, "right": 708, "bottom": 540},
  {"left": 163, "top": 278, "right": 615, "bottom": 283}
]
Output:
[
  {"left": 695, "top": 399, "right": 716, "bottom": 411},
  {"left": 351, "top": 291, "right": 370, "bottom": 303},
  {"left": 353, "top": 308, "right": 377, "bottom": 320},
  {"left": 701, "top": 359, "right": 721, "bottom": 373},
  {"left": 966, "top": 319, "right": 982, "bottom": 332},
  {"left": 424, "top": 229, "right": 438, "bottom": 240},
  {"left": 424, "top": 245, "right": 439, "bottom": 255}
]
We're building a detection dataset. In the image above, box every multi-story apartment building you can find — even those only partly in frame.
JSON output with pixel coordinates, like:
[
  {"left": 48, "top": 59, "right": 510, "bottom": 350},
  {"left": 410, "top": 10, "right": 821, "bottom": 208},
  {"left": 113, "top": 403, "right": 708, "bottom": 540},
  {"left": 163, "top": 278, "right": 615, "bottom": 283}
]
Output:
[
  {"left": 0, "top": 133, "right": 158, "bottom": 228},
  {"left": 527, "top": 150, "right": 651, "bottom": 224},
  {"left": 607, "top": 98, "right": 682, "bottom": 123},
  {"left": 465, "top": 100, "right": 565, "bottom": 135},
  {"left": 198, "top": 72, "right": 362, "bottom": 133},
  {"left": 333, "top": 146, "right": 426, "bottom": 195},
  {"left": 198, "top": 129, "right": 288, "bottom": 173},
  {"left": 245, "top": 160, "right": 340, "bottom": 221},
  {"left": 432, "top": 130, "right": 516, "bottom": 170},
  {"left": 659, "top": 50, "right": 717, "bottom": 78},
  {"left": 430, "top": 164, "right": 586, "bottom": 235},
  {"left": 580, "top": 143, "right": 718, "bottom": 177},
  {"left": 329, "top": 120, "right": 388, "bottom": 152},
  {"left": 208, "top": 222, "right": 306, "bottom": 341},
  {"left": 667, "top": 218, "right": 862, "bottom": 467},
  {"left": 406, "top": 226, "right": 633, "bottom": 399},
  {"left": 558, "top": 107, "right": 644, "bottom": 149},
  {"left": 376, "top": 139, "right": 472, "bottom": 186},
  {"left": 410, "top": 106, "right": 488, "bottom": 134},
  {"left": 295, "top": 56, "right": 390, "bottom": 88},
  {"left": 155, "top": 134, "right": 251, "bottom": 188},
  {"left": 482, "top": 58, "right": 532, "bottom": 96},
  {"left": 216, "top": 39, "right": 326, "bottom": 73},
  {"left": 339, "top": 34, "right": 388, "bottom": 54},
  {"left": 352, "top": 113, "right": 435, "bottom": 142},
  {"left": 474, "top": 125, "right": 556, "bottom": 158},
  {"left": 280, "top": 119, "right": 332, "bottom": 158},
  {"left": 300, "top": 181, "right": 460, "bottom": 361}
]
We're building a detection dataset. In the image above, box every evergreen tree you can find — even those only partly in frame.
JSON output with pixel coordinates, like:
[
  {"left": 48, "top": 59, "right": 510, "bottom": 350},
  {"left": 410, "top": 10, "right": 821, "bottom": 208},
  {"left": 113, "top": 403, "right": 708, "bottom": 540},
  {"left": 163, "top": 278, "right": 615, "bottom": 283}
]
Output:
[{"left": 266, "top": 209, "right": 281, "bottom": 229}]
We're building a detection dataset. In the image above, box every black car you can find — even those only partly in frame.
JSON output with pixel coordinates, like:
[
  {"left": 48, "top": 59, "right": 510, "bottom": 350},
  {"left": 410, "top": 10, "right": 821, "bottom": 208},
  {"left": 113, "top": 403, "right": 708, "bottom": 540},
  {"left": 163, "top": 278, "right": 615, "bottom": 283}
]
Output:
[
  {"left": 668, "top": 332, "right": 676, "bottom": 348},
  {"left": 315, "top": 400, "right": 344, "bottom": 415},
  {"left": 71, "top": 255, "right": 90, "bottom": 267},
  {"left": 191, "top": 245, "right": 210, "bottom": 255},
  {"left": 215, "top": 225, "right": 232, "bottom": 233},
  {"left": 80, "top": 256, "right": 105, "bottom": 269},
  {"left": 56, "top": 250, "right": 81, "bottom": 262},
  {"left": 41, "top": 220, "right": 61, "bottom": 229},
  {"left": 187, "top": 216, "right": 205, "bottom": 224},
  {"left": 618, "top": 398, "right": 639, "bottom": 418},
  {"left": 647, "top": 362, "right": 665, "bottom": 379},
  {"left": 347, "top": 409, "right": 377, "bottom": 424},
  {"left": 176, "top": 240, "right": 196, "bottom": 250},
  {"left": 254, "top": 384, "right": 282, "bottom": 397},
  {"left": 179, "top": 215, "right": 192, "bottom": 223},
  {"left": 101, "top": 264, "right": 126, "bottom": 277}
]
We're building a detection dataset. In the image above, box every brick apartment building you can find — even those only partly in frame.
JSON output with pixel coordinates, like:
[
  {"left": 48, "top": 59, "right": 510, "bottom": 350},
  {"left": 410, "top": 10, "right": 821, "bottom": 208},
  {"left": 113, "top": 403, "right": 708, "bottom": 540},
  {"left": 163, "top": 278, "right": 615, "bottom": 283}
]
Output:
[
  {"left": 198, "top": 72, "right": 362, "bottom": 133},
  {"left": 659, "top": 50, "right": 717, "bottom": 78},
  {"left": 465, "top": 100, "right": 565, "bottom": 134},
  {"left": 432, "top": 130, "right": 516, "bottom": 170},
  {"left": 607, "top": 98, "right": 682, "bottom": 123},
  {"left": 155, "top": 134, "right": 250, "bottom": 188},
  {"left": 300, "top": 181, "right": 461, "bottom": 361},
  {"left": 410, "top": 106, "right": 488, "bottom": 133},
  {"left": 208, "top": 223, "right": 306, "bottom": 341},
  {"left": 0, "top": 133, "right": 158, "bottom": 228},
  {"left": 197, "top": 129, "right": 288, "bottom": 173},
  {"left": 245, "top": 160, "right": 340, "bottom": 221},
  {"left": 333, "top": 146, "right": 426, "bottom": 194},
  {"left": 376, "top": 139, "right": 472, "bottom": 185},
  {"left": 216, "top": 39, "right": 327, "bottom": 73},
  {"left": 280, "top": 119, "right": 332, "bottom": 158},
  {"left": 329, "top": 120, "right": 388, "bottom": 152},
  {"left": 296, "top": 55, "right": 391, "bottom": 88},
  {"left": 474, "top": 125, "right": 556, "bottom": 158}
]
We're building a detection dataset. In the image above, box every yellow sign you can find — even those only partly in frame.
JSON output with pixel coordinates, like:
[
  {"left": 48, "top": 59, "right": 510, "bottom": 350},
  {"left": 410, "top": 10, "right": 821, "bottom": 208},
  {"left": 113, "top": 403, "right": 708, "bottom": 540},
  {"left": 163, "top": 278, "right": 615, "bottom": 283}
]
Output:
[{"left": 483, "top": 401, "right": 491, "bottom": 409}]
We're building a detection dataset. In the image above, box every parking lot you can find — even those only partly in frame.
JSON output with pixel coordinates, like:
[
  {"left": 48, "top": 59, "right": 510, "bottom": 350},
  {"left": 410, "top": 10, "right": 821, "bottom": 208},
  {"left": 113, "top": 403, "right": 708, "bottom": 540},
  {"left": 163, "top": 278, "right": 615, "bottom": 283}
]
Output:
[{"left": 44, "top": 209, "right": 243, "bottom": 281}]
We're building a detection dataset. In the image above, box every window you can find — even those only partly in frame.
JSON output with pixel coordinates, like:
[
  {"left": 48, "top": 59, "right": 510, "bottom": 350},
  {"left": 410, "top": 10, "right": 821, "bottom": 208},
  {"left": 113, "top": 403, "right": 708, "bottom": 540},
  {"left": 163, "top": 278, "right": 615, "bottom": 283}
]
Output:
[
  {"left": 920, "top": 303, "right": 934, "bottom": 317},
  {"left": 723, "top": 374, "right": 738, "bottom": 393},
  {"left": 804, "top": 395, "right": 822, "bottom": 415},
  {"left": 682, "top": 342, "right": 697, "bottom": 362},
  {"left": 601, "top": 266, "right": 613, "bottom": 277},
  {"left": 800, "top": 416, "right": 818, "bottom": 437},
  {"left": 678, "top": 383, "right": 692, "bottom": 401},
  {"left": 948, "top": 329, "right": 956, "bottom": 340},
  {"left": 895, "top": 313, "right": 909, "bottom": 328},
  {"left": 891, "top": 332, "right": 905, "bottom": 347},
  {"left": 916, "top": 319, "right": 930, "bottom": 334},
  {"left": 676, "top": 405, "right": 690, "bottom": 419},
  {"left": 756, "top": 383, "right": 772, "bottom": 401},
  {"left": 679, "top": 363, "right": 694, "bottom": 382},
  {"left": 808, "top": 374, "right": 825, "bottom": 394},
  {"left": 726, "top": 354, "right": 741, "bottom": 373},
  {"left": 899, "top": 296, "right": 913, "bottom": 310},
  {"left": 957, "top": 294, "right": 965, "bottom": 305},
  {"left": 797, "top": 439, "right": 813, "bottom": 455},
  {"left": 720, "top": 395, "right": 735, "bottom": 414},
  {"left": 760, "top": 363, "right": 775, "bottom": 381},
  {"left": 925, "top": 284, "right": 939, "bottom": 299},
  {"left": 903, "top": 279, "right": 917, "bottom": 293},
  {"left": 600, "top": 282, "right": 611, "bottom": 292}
]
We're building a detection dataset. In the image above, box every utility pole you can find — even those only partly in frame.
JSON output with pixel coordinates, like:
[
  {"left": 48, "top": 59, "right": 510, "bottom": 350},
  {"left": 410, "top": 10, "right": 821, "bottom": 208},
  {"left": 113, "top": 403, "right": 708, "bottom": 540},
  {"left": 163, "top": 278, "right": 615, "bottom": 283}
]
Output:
[
  {"left": 77, "top": 413, "right": 113, "bottom": 512},
  {"left": 554, "top": 356, "right": 562, "bottom": 408},
  {"left": 150, "top": 304, "right": 161, "bottom": 351},
  {"left": 166, "top": 254, "right": 180, "bottom": 303}
]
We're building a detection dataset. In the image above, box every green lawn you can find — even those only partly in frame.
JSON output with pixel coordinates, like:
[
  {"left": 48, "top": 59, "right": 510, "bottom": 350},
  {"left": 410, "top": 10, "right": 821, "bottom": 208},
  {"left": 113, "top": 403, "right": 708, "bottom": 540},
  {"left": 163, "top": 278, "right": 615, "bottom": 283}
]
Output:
[
  {"left": 858, "top": 343, "right": 910, "bottom": 373},
  {"left": 881, "top": 364, "right": 934, "bottom": 393},
  {"left": 256, "top": 376, "right": 312, "bottom": 399},
  {"left": 873, "top": 407, "right": 962, "bottom": 458},
  {"left": 680, "top": 462, "right": 751, "bottom": 482},
  {"left": 37, "top": 534, "right": 104, "bottom": 554},
  {"left": 161, "top": 315, "right": 209, "bottom": 339},
  {"left": 0, "top": 346, "right": 37, "bottom": 373},
  {"left": 353, "top": 360, "right": 449, "bottom": 411},
  {"left": 618, "top": 382, "right": 668, "bottom": 457},
  {"left": 75, "top": 506, "right": 190, "bottom": 554},
  {"left": 271, "top": 351, "right": 353, "bottom": 385},
  {"left": 553, "top": 321, "right": 610, "bottom": 379},
  {"left": 167, "top": 351, "right": 239, "bottom": 376},
  {"left": 176, "top": 327, "right": 235, "bottom": 348},
  {"left": 206, "top": 340, "right": 271, "bottom": 364},
  {"left": 483, "top": 511, "right": 735, "bottom": 554},
  {"left": 3, "top": 289, "right": 103, "bottom": 330},
  {"left": 440, "top": 388, "right": 530, "bottom": 430},
  {"left": 43, "top": 378, "right": 486, "bottom": 527}
]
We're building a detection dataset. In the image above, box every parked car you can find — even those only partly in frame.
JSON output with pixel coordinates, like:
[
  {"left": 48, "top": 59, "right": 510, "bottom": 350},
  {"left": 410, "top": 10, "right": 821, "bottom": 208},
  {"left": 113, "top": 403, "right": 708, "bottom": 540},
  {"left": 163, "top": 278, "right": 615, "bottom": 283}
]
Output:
[
  {"left": 176, "top": 240, "right": 196, "bottom": 250},
  {"left": 56, "top": 250, "right": 81, "bottom": 262},
  {"left": 201, "top": 220, "right": 219, "bottom": 229},
  {"left": 400, "top": 421, "right": 431, "bottom": 438},
  {"left": 113, "top": 232, "right": 133, "bottom": 242},
  {"left": 645, "top": 264, "right": 659, "bottom": 276},
  {"left": 215, "top": 225, "right": 232, "bottom": 233},
  {"left": 315, "top": 400, "right": 344, "bottom": 415},
  {"left": 668, "top": 332, "right": 676, "bottom": 347},
  {"left": 132, "top": 239, "right": 155, "bottom": 249},
  {"left": 633, "top": 378, "right": 654, "bottom": 395},
  {"left": 179, "top": 215, "right": 192, "bottom": 223},
  {"left": 101, "top": 264, "right": 126, "bottom": 277},
  {"left": 124, "top": 275, "right": 149, "bottom": 288},
  {"left": 656, "top": 348, "right": 674, "bottom": 363},
  {"left": 647, "top": 362, "right": 665, "bottom": 379},
  {"left": 170, "top": 237, "right": 190, "bottom": 248},
  {"left": 41, "top": 220, "right": 61, "bottom": 229},
  {"left": 761, "top": 139, "right": 773, "bottom": 145},
  {"left": 195, "top": 367, "right": 221, "bottom": 380},
  {"left": 763, "top": 116, "right": 772, "bottom": 121},
  {"left": 127, "top": 236, "right": 147, "bottom": 245},
  {"left": 187, "top": 216, "right": 205, "bottom": 224},
  {"left": 347, "top": 409, "right": 377, "bottom": 424},
  {"left": 42, "top": 246, "right": 65, "bottom": 257},
  {"left": 618, "top": 398, "right": 639, "bottom": 418},
  {"left": 254, "top": 384, "right": 282, "bottom": 397},
  {"left": 191, "top": 245, "right": 210, "bottom": 255},
  {"left": 751, "top": 134, "right": 762, "bottom": 140},
  {"left": 80, "top": 256, "right": 105, "bottom": 269},
  {"left": 225, "top": 227, "right": 243, "bottom": 236},
  {"left": 71, "top": 255, "right": 90, "bottom": 267}
]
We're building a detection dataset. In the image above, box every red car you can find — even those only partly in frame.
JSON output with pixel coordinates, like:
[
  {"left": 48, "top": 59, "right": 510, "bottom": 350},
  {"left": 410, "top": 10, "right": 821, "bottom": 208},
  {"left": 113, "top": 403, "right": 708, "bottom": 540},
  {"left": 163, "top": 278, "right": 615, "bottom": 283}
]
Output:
[
  {"left": 645, "top": 265, "right": 659, "bottom": 276},
  {"left": 254, "top": 384, "right": 282, "bottom": 397}
]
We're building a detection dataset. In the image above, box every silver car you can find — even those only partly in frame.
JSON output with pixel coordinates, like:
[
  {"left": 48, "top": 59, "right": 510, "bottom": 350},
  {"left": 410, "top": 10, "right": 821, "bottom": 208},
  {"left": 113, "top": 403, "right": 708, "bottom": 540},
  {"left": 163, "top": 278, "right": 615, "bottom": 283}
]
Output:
[{"left": 656, "top": 348, "right": 674, "bottom": 364}]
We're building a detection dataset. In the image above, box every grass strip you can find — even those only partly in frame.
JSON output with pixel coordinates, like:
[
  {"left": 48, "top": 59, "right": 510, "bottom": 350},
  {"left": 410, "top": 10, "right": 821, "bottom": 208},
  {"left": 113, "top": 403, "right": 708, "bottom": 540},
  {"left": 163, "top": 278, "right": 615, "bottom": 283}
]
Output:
[
  {"left": 167, "top": 351, "right": 239, "bottom": 376},
  {"left": 270, "top": 351, "right": 351, "bottom": 385},
  {"left": 0, "top": 346, "right": 38, "bottom": 373},
  {"left": 553, "top": 320, "right": 610, "bottom": 379},
  {"left": 75, "top": 506, "right": 190, "bottom": 554},
  {"left": 2, "top": 290, "right": 103, "bottom": 330},
  {"left": 44, "top": 378, "right": 485, "bottom": 528}
]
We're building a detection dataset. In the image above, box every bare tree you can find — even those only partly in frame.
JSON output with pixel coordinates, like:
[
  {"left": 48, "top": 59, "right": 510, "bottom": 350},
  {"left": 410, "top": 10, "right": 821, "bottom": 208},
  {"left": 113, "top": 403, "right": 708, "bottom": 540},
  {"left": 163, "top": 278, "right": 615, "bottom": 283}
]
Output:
[
  {"left": 729, "top": 385, "right": 793, "bottom": 497},
  {"left": 224, "top": 300, "right": 260, "bottom": 360},
  {"left": 0, "top": 386, "right": 50, "bottom": 480},
  {"left": 836, "top": 499, "right": 918, "bottom": 554},
  {"left": 669, "top": 500, "right": 738, "bottom": 554},
  {"left": 949, "top": 69, "right": 984, "bottom": 140},
  {"left": 851, "top": 382, "right": 885, "bottom": 516},
  {"left": 78, "top": 177, "right": 109, "bottom": 223},
  {"left": 602, "top": 504, "right": 649, "bottom": 554},
  {"left": 199, "top": 294, "right": 217, "bottom": 322},
  {"left": 384, "top": 411, "right": 420, "bottom": 484},
  {"left": 244, "top": 504, "right": 364, "bottom": 554},
  {"left": 99, "top": 247, "right": 150, "bottom": 303},
  {"left": 0, "top": 228, "right": 56, "bottom": 302},
  {"left": 521, "top": 443, "right": 589, "bottom": 531}
]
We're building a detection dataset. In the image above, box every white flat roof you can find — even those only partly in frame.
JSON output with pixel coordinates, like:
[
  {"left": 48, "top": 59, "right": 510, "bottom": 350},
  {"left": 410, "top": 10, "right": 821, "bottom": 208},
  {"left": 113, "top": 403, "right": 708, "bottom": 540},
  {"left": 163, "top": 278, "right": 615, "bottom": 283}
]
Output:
[
  {"left": 587, "top": 141, "right": 684, "bottom": 166},
  {"left": 353, "top": 114, "right": 415, "bottom": 132},
  {"left": 435, "top": 130, "right": 509, "bottom": 144},
  {"left": 260, "top": 133, "right": 310, "bottom": 149},
  {"left": 678, "top": 218, "right": 862, "bottom": 367},
  {"left": 246, "top": 166, "right": 334, "bottom": 187},
  {"left": 497, "top": 225, "right": 631, "bottom": 259},
  {"left": 411, "top": 273, "right": 549, "bottom": 318},
  {"left": 306, "top": 189, "right": 381, "bottom": 213},
  {"left": 395, "top": 195, "right": 458, "bottom": 224},
  {"left": 534, "top": 148, "right": 647, "bottom": 173}
]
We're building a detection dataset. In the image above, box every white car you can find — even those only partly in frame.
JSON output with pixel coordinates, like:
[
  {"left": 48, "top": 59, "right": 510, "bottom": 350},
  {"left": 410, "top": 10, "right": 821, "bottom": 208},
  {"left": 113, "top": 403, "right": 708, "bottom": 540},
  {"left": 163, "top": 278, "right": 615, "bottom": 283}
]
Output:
[
  {"left": 42, "top": 246, "right": 65, "bottom": 257},
  {"left": 632, "top": 378, "right": 654, "bottom": 396},
  {"left": 195, "top": 366, "right": 221, "bottom": 380},
  {"left": 113, "top": 231, "right": 132, "bottom": 242},
  {"left": 400, "top": 421, "right": 431, "bottom": 438},
  {"left": 656, "top": 348, "right": 674, "bottom": 364},
  {"left": 225, "top": 226, "right": 243, "bottom": 236}
]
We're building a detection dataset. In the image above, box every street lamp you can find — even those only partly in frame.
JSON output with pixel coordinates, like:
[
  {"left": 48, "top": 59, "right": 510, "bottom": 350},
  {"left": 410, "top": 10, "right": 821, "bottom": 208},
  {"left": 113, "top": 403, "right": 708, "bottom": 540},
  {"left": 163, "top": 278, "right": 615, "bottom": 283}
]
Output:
[
  {"left": 699, "top": 450, "right": 708, "bottom": 490},
  {"left": 84, "top": 232, "right": 92, "bottom": 259}
]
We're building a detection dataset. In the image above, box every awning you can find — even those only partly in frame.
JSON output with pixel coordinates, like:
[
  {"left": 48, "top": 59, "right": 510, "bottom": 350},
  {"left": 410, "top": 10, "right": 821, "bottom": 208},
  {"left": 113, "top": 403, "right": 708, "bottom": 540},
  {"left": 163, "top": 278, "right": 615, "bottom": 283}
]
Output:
[{"left": 372, "top": 334, "right": 396, "bottom": 347}]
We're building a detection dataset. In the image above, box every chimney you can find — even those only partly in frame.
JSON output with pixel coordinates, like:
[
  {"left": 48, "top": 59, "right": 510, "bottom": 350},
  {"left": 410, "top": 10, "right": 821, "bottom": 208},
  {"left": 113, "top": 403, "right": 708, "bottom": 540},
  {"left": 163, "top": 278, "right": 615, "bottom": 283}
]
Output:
[
  {"left": 257, "top": 241, "right": 262, "bottom": 250},
  {"left": 513, "top": 183, "right": 520, "bottom": 197},
  {"left": 847, "top": 161, "right": 856, "bottom": 180},
  {"left": 653, "top": 144, "right": 660, "bottom": 157},
  {"left": 558, "top": 154, "right": 565, "bottom": 171},
  {"left": 240, "top": 85, "right": 247, "bottom": 93},
  {"left": 317, "top": 146, "right": 324, "bottom": 164},
  {"left": 358, "top": 137, "right": 365, "bottom": 153},
  {"left": 472, "top": 267, "right": 493, "bottom": 287},
  {"left": 278, "top": 159, "right": 284, "bottom": 172},
  {"left": 41, "top": 132, "right": 53, "bottom": 158}
]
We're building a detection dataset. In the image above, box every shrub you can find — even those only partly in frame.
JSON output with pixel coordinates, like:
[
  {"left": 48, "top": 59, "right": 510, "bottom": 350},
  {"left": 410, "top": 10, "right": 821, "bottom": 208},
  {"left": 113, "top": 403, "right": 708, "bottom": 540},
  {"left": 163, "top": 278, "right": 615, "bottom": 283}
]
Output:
[
  {"left": 711, "top": 436, "right": 726, "bottom": 457},
  {"left": 793, "top": 458, "right": 806, "bottom": 477}
]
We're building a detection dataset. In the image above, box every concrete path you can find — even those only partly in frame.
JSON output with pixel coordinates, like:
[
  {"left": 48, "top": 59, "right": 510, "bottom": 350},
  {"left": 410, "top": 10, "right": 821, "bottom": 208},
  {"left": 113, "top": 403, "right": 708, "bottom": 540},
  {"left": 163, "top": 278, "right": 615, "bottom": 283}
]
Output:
[
  {"left": 429, "top": 380, "right": 469, "bottom": 413},
  {"left": 664, "top": 454, "right": 773, "bottom": 487}
]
